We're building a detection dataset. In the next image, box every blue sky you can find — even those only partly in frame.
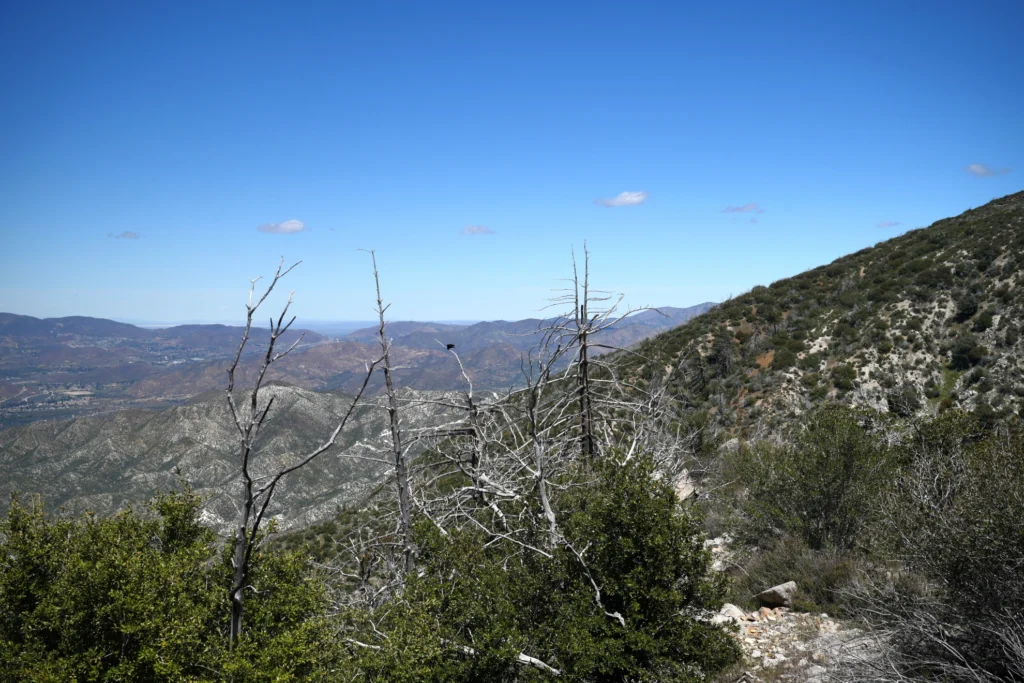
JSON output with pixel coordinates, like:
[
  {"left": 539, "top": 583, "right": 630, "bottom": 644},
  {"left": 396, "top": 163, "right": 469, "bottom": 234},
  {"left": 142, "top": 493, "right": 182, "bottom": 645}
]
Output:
[{"left": 1, "top": 1, "right": 1021, "bottom": 324}]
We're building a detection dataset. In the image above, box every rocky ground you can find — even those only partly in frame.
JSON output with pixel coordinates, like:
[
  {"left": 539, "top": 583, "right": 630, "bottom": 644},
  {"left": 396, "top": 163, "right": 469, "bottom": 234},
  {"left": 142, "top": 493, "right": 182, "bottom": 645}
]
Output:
[
  {"left": 704, "top": 536, "right": 885, "bottom": 682},
  {"left": 716, "top": 604, "right": 883, "bottom": 682}
]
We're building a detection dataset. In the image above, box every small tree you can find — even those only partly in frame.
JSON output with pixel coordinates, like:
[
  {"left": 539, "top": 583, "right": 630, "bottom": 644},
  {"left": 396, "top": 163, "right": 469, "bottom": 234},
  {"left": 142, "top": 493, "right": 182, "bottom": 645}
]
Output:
[{"left": 225, "top": 259, "right": 379, "bottom": 645}]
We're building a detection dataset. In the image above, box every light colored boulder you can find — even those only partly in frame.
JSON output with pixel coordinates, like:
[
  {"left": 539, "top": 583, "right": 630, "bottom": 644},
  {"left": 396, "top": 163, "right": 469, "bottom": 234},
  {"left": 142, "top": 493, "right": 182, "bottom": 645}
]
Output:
[
  {"left": 755, "top": 581, "right": 798, "bottom": 608},
  {"left": 674, "top": 469, "right": 695, "bottom": 501},
  {"left": 711, "top": 602, "right": 747, "bottom": 626}
]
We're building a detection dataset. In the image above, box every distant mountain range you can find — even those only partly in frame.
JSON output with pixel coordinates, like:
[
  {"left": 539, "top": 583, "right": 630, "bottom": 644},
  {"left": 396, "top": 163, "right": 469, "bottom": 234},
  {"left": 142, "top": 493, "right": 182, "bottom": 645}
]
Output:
[
  {"left": 0, "top": 304, "right": 714, "bottom": 430},
  {"left": 0, "top": 303, "right": 715, "bottom": 530}
]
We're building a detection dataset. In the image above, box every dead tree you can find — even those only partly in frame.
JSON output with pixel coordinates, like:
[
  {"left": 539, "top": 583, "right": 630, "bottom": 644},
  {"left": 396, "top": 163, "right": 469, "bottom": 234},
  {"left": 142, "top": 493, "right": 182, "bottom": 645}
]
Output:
[
  {"left": 225, "top": 259, "right": 380, "bottom": 646},
  {"left": 316, "top": 249, "right": 711, "bottom": 676},
  {"left": 365, "top": 250, "right": 416, "bottom": 576}
]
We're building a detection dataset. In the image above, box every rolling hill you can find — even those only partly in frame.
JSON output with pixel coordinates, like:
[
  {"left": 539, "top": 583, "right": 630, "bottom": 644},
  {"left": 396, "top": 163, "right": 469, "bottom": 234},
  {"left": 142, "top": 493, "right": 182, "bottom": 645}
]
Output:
[{"left": 0, "top": 384, "right": 455, "bottom": 533}]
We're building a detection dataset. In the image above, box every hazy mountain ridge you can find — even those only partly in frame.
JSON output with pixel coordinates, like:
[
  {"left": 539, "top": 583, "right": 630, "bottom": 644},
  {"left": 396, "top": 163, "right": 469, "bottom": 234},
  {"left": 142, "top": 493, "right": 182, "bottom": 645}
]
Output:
[{"left": 0, "top": 305, "right": 712, "bottom": 429}]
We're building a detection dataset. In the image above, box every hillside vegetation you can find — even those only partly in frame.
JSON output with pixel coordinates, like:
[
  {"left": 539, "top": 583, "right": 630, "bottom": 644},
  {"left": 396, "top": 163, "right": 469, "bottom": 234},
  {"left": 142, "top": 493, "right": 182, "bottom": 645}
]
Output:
[{"left": 628, "top": 191, "right": 1024, "bottom": 432}]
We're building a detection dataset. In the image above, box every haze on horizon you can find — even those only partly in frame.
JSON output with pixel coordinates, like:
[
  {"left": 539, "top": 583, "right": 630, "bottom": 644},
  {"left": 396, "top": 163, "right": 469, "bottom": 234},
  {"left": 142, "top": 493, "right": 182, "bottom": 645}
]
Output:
[{"left": 1, "top": 1, "right": 1021, "bottom": 324}]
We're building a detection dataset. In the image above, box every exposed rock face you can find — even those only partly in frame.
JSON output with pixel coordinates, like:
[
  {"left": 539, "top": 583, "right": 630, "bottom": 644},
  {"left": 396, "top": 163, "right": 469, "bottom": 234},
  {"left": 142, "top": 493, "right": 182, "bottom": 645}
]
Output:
[{"left": 755, "top": 581, "right": 798, "bottom": 608}]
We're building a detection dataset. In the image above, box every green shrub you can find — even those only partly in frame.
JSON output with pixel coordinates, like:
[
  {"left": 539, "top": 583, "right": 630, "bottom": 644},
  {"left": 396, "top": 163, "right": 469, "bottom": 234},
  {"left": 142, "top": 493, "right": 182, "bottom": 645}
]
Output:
[
  {"left": 360, "top": 453, "right": 741, "bottom": 682},
  {"left": 948, "top": 333, "right": 986, "bottom": 370},
  {"left": 864, "top": 413, "right": 1024, "bottom": 679},
  {"left": 972, "top": 308, "right": 994, "bottom": 332},
  {"left": 721, "top": 406, "right": 889, "bottom": 552},
  {"left": 0, "top": 488, "right": 340, "bottom": 682},
  {"left": 831, "top": 363, "right": 857, "bottom": 391},
  {"left": 772, "top": 348, "right": 797, "bottom": 370},
  {"left": 886, "top": 384, "right": 921, "bottom": 417},
  {"left": 726, "top": 536, "right": 863, "bottom": 616}
]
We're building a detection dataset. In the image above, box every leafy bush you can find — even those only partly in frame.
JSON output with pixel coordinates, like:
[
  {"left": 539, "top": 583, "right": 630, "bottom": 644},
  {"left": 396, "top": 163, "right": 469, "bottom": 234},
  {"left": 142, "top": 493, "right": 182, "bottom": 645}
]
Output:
[
  {"left": 831, "top": 363, "right": 857, "bottom": 391},
  {"left": 772, "top": 347, "right": 796, "bottom": 370},
  {"left": 355, "top": 453, "right": 740, "bottom": 682},
  {"left": 972, "top": 308, "right": 994, "bottom": 332},
  {"left": 0, "top": 488, "right": 340, "bottom": 681},
  {"left": 726, "top": 536, "right": 863, "bottom": 616},
  {"left": 720, "top": 406, "right": 889, "bottom": 552},
  {"left": 886, "top": 384, "right": 921, "bottom": 417},
  {"left": 949, "top": 333, "right": 986, "bottom": 370},
  {"left": 953, "top": 293, "right": 979, "bottom": 323},
  {"left": 857, "top": 413, "right": 1024, "bottom": 680}
]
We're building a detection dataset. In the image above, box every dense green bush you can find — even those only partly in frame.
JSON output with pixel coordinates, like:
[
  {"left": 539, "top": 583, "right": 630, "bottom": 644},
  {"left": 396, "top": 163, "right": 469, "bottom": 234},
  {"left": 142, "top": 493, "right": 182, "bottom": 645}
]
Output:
[
  {"left": 0, "top": 488, "right": 341, "bottom": 681},
  {"left": 726, "top": 536, "right": 863, "bottom": 616},
  {"left": 948, "top": 333, "right": 986, "bottom": 369},
  {"left": 352, "top": 453, "right": 740, "bottom": 682},
  {"left": 720, "top": 406, "right": 889, "bottom": 552},
  {"left": 831, "top": 363, "right": 857, "bottom": 391}
]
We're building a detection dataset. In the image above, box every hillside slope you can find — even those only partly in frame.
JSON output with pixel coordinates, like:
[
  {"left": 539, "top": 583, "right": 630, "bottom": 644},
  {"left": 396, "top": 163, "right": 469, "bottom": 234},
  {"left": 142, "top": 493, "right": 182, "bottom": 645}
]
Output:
[
  {"left": 627, "top": 191, "right": 1024, "bottom": 433},
  {"left": 0, "top": 385, "right": 453, "bottom": 532}
]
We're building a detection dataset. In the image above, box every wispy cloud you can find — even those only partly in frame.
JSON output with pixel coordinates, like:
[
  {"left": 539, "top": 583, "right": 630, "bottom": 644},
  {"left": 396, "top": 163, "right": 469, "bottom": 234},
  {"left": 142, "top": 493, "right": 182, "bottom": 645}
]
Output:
[
  {"left": 108, "top": 231, "right": 140, "bottom": 239},
  {"left": 965, "top": 163, "right": 1010, "bottom": 177},
  {"left": 258, "top": 219, "right": 306, "bottom": 234},
  {"left": 721, "top": 203, "right": 764, "bottom": 214},
  {"left": 877, "top": 220, "right": 901, "bottom": 228},
  {"left": 749, "top": 217, "right": 758, "bottom": 224},
  {"left": 462, "top": 225, "right": 495, "bottom": 236},
  {"left": 595, "top": 191, "right": 648, "bottom": 207}
]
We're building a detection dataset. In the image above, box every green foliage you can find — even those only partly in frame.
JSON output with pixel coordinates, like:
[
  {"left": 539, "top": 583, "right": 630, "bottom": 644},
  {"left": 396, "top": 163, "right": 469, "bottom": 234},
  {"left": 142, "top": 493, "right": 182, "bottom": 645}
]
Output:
[
  {"left": 771, "top": 347, "right": 796, "bottom": 370},
  {"left": 830, "top": 363, "right": 857, "bottom": 391},
  {"left": 953, "top": 293, "right": 979, "bottom": 323},
  {"left": 0, "top": 487, "right": 340, "bottom": 681},
  {"left": 353, "top": 454, "right": 740, "bottom": 682},
  {"left": 721, "top": 406, "right": 890, "bottom": 552},
  {"left": 885, "top": 384, "right": 921, "bottom": 417},
  {"left": 971, "top": 308, "right": 994, "bottom": 332},
  {"left": 864, "top": 412, "right": 1024, "bottom": 679},
  {"left": 726, "top": 536, "right": 863, "bottom": 616},
  {"left": 948, "top": 333, "right": 986, "bottom": 370}
]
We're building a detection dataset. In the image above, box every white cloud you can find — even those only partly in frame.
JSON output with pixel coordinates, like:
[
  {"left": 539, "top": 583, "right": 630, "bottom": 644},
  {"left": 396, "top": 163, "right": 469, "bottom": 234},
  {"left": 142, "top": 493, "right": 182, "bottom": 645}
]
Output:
[
  {"left": 462, "top": 225, "right": 495, "bottom": 235},
  {"left": 108, "top": 231, "right": 140, "bottom": 239},
  {"left": 721, "top": 203, "right": 764, "bottom": 214},
  {"left": 595, "top": 191, "right": 648, "bottom": 207},
  {"left": 965, "top": 163, "right": 1010, "bottom": 177},
  {"left": 258, "top": 219, "right": 306, "bottom": 234},
  {"left": 877, "top": 220, "right": 901, "bottom": 228}
]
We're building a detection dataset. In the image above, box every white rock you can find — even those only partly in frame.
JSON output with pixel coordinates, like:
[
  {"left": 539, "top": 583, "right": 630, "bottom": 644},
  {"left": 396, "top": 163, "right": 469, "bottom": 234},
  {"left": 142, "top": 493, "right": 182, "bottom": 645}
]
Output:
[{"left": 719, "top": 603, "right": 747, "bottom": 622}]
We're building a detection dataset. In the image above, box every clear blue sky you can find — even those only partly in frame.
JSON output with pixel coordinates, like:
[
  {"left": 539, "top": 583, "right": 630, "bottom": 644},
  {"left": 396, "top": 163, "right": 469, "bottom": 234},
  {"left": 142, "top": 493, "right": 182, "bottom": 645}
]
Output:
[{"left": 1, "top": 0, "right": 1021, "bottom": 324}]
